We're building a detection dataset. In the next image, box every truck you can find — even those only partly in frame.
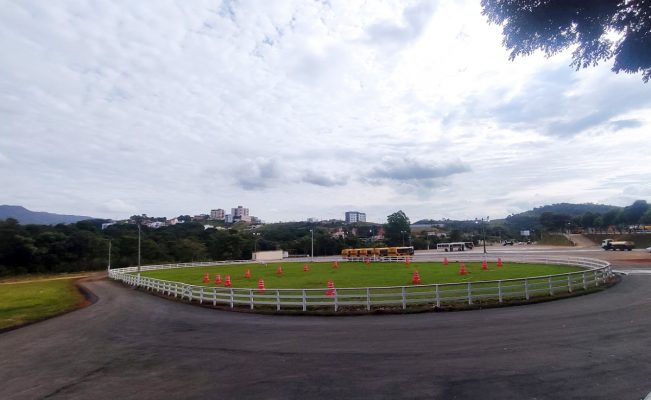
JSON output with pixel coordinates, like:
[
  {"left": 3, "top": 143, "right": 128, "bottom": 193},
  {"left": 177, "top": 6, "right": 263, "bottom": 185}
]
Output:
[{"left": 601, "top": 239, "right": 635, "bottom": 251}]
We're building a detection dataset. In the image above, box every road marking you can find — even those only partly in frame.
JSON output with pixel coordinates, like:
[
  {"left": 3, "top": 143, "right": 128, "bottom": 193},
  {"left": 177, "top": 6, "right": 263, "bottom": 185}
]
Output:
[
  {"left": 644, "top": 390, "right": 651, "bottom": 400},
  {"left": 614, "top": 269, "right": 651, "bottom": 275}
]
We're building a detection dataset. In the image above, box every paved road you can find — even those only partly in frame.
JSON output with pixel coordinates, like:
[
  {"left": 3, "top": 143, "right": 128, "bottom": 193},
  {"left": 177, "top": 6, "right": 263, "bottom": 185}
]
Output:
[{"left": 1, "top": 268, "right": 650, "bottom": 399}]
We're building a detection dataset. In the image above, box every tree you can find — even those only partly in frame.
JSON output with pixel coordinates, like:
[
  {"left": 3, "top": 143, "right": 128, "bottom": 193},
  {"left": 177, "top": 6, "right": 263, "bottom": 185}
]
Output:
[
  {"left": 482, "top": 0, "right": 651, "bottom": 82},
  {"left": 620, "top": 200, "right": 649, "bottom": 224},
  {"left": 640, "top": 208, "right": 651, "bottom": 224},
  {"left": 384, "top": 211, "right": 411, "bottom": 246}
]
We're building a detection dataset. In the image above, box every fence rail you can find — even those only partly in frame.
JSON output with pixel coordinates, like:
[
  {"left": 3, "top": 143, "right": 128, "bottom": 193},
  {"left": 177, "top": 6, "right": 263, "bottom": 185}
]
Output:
[{"left": 109, "top": 255, "right": 613, "bottom": 313}]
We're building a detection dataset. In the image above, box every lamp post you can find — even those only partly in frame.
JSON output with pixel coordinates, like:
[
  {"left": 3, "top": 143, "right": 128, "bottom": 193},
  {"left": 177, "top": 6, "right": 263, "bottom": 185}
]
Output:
[
  {"left": 137, "top": 223, "right": 141, "bottom": 278},
  {"left": 400, "top": 230, "right": 406, "bottom": 246},
  {"left": 253, "top": 232, "right": 261, "bottom": 254},
  {"left": 310, "top": 229, "right": 314, "bottom": 259},
  {"left": 475, "top": 217, "right": 489, "bottom": 254},
  {"left": 107, "top": 239, "right": 112, "bottom": 272}
]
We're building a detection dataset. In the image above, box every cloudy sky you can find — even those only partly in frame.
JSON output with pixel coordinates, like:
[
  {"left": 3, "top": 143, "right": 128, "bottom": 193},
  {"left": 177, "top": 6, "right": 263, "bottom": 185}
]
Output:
[{"left": 1, "top": 0, "right": 650, "bottom": 223}]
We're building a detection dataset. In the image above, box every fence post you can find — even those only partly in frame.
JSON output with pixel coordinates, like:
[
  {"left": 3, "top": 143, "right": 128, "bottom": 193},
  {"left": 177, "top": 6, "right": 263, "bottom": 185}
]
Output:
[
  {"left": 498, "top": 280, "right": 503, "bottom": 303},
  {"left": 366, "top": 288, "right": 371, "bottom": 311},
  {"left": 524, "top": 279, "right": 529, "bottom": 300},
  {"left": 199, "top": 287, "right": 204, "bottom": 304},
  {"left": 583, "top": 272, "right": 587, "bottom": 290},
  {"left": 401, "top": 287, "right": 407, "bottom": 309},
  {"left": 334, "top": 289, "right": 338, "bottom": 312},
  {"left": 229, "top": 288, "right": 234, "bottom": 308},
  {"left": 594, "top": 271, "right": 598, "bottom": 286},
  {"left": 548, "top": 277, "right": 553, "bottom": 296},
  {"left": 435, "top": 284, "right": 440, "bottom": 308},
  {"left": 567, "top": 275, "right": 572, "bottom": 293},
  {"left": 250, "top": 289, "right": 254, "bottom": 310},
  {"left": 276, "top": 289, "right": 280, "bottom": 311},
  {"left": 213, "top": 288, "right": 217, "bottom": 306},
  {"left": 467, "top": 283, "right": 472, "bottom": 305},
  {"left": 302, "top": 289, "right": 307, "bottom": 312}
]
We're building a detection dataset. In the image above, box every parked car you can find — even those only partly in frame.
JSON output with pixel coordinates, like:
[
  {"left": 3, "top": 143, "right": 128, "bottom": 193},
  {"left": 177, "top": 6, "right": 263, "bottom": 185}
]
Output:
[
  {"left": 647, "top": 246, "right": 651, "bottom": 253},
  {"left": 503, "top": 240, "right": 514, "bottom": 246}
]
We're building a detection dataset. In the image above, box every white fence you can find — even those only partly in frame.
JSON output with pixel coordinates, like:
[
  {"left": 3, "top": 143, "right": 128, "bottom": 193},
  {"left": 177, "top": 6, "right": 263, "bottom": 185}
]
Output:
[{"left": 108, "top": 255, "right": 613, "bottom": 312}]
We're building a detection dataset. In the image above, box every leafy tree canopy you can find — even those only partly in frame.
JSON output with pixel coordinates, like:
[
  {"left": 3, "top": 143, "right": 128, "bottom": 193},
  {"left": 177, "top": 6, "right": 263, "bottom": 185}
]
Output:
[
  {"left": 482, "top": 0, "right": 651, "bottom": 81},
  {"left": 385, "top": 211, "right": 411, "bottom": 246}
]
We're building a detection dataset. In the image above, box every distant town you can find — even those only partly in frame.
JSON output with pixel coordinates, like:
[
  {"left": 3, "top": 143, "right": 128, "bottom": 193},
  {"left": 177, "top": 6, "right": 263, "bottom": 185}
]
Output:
[{"left": 100, "top": 207, "right": 374, "bottom": 232}]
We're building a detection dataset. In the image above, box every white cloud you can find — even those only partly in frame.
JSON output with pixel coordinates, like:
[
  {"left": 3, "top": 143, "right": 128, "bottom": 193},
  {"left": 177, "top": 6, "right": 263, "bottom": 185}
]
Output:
[{"left": 0, "top": 0, "right": 649, "bottom": 223}]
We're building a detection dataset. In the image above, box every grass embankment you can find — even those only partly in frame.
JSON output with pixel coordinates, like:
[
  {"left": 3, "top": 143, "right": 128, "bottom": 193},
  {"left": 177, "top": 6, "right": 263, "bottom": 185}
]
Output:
[
  {"left": 139, "top": 261, "right": 583, "bottom": 289},
  {"left": 537, "top": 234, "right": 573, "bottom": 246},
  {"left": 0, "top": 277, "right": 86, "bottom": 330}
]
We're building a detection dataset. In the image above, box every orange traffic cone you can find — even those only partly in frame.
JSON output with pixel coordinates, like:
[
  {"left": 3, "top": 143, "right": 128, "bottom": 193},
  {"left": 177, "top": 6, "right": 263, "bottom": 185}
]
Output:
[
  {"left": 497, "top": 258, "right": 503, "bottom": 268},
  {"left": 224, "top": 275, "right": 232, "bottom": 287},
  {"left": 245, "top": 269, "right": 251, "bottom": 279},
  {"left": 482, "top": 260, "right": 488, "bottom": 270},
  {"left": 412, "top": 270, "right": 421, "bottom": 284},
  {"left": 443, "top": 257, "right": 449, "bottom": 266},
  {"left": 303, "top": 263, "right": 309, "bottom": 272},
  {"left": 258, "top": 278, "right": 265, "bottom": 293},
  {"left": 459, "top": 264, "right": 468, "bottom": 275},
  {"left": 215, "top": 274, "right": 222, "bottom": 285},
  {"left": 203, "top": 272, "right": 210, "bottom": 283},
  {"left": 333, "top": 261, "right": 339, "bottom": 269},
  {"left": 277, "top": 265, "right": 283, "bottom": 275},
  {"left": 326, "top": 280, "right": 335, "bottom": 297}
]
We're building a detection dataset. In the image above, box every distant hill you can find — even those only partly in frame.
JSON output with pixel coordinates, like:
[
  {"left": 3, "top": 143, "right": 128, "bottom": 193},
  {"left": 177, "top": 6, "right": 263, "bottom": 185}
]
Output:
[
  {"left": 513, "top": 203, "right": 621, "bottom": 218},
  {"left": 0, "top": 205, "right": 94, "bottom": 225}
]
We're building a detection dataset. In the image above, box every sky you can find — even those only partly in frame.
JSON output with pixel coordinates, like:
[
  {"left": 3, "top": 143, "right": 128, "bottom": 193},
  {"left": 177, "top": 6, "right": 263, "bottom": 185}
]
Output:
[{"left": 1, "top": 0, "right": 650, "bottom": 223}]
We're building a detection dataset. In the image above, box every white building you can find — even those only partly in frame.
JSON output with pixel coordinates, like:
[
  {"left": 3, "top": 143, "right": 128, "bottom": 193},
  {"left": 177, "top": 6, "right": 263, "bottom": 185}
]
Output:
[
  {"left": 225, "top": 214, "right": 234, "bottom": 224},
  {"left": 345, "top": 211, "right": 366, "bottom": 224},
  {"left": 231, "top": 205, "right": 249, "bottom": 218},
  {"left": 210, "top": 209, "right": 225, "bottom": 220}
]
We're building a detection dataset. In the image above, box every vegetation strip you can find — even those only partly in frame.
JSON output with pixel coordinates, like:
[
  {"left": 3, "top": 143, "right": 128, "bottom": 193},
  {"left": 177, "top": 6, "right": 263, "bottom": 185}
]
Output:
[{"left": 0, "top": 278, "right": 86, "bottom": 330}]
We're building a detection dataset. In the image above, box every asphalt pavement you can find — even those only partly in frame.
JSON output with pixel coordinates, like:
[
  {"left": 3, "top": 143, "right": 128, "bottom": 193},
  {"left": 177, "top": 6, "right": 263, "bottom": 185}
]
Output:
[{"left": 1, "top": 254, "right": 650, "bottom": 399}]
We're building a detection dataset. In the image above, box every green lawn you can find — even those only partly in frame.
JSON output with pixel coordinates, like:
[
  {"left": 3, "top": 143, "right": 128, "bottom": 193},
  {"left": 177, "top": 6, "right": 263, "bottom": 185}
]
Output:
[
  {"left": 0, "top": 278, "right": 86, "bottom": 330},
  {"left": 139, "top": 261, "right": 583, "bottom": 289}
]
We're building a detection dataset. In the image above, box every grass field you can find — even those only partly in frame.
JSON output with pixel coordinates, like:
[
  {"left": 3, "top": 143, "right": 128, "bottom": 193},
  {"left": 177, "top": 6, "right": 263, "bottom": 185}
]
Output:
[
  {"left": 0, "top": 277, "right": 86, "bottom": 330},
  {"left": 139, "top": 261, "right": 584, "bottom": 289}
]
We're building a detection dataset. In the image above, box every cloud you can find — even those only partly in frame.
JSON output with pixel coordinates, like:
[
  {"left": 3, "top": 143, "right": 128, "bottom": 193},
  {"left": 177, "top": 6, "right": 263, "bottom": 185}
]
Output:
[
  {"left": 301, "top": 171, "right": 345, "bottom": 187},
  {"left": 97, "top": 199, "right": 137, "bottom": 215},
  {"left": 365, "top": 159, "right": 470, "bottom": 188},
  {"left": 485, "top": 66, "right": 651, "bottom": 137},
  {"left": 234, "top": 159, "right": 283, "bottom": 190},
  {"left": 609, "top": 119, "right": 643, "bottom": 131},
  {"left": 366, "top": 1, "right": 436, "bottom": 48}
]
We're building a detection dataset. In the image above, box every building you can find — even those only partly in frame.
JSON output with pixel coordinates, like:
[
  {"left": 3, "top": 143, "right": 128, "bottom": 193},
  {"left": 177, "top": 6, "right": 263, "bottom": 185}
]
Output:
[
  {"left": 225, "top": 214, "right": 234, "bottom": 224},
  {"left": 210, "top": 209, "right": 225, "bottom": 220},
  {"left": 345, "top": 211, "right": 366, "bottom": 224},
  {"left": 231, "top": 206, "right": 249, "bottom": 219}
]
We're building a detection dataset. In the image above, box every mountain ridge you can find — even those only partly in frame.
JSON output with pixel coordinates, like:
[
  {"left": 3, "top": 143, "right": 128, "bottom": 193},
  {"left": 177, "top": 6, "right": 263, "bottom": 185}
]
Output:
[{"left": 0, "top": 205, "right": 94, "bottom": 225}]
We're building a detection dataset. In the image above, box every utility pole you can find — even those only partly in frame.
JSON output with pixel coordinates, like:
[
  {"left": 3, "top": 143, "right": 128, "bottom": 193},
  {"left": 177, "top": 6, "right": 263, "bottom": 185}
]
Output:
[
  {"left": 310, "top": 229, "right": 314, "bottom": 259},
  {"left": 137, "top": 223, "right": 141, "bottom": 278},
  {"left": 107, "top": 239, "right": 112, "bottom": 271},
  {"left": 483, "top": 216, "right": 489, "bottom": 254}
]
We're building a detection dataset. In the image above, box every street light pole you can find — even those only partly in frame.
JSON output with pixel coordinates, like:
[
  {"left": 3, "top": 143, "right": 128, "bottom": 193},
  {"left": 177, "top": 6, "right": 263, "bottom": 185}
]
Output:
[
  {"left": 253, "top": 232, "right": 260, "bottom": 255},
  {"left": 107, "top": 239, "right": 112, "bottom": 272},
  {"left": 310, "top": 229, "right": 314, "bottom": 260},
  {"left": 483, "top": 216, "right": 489, "bottom": 254},
  {"left": 401, "top": 230, "right": 406, "bottom": 246},
  {"left": 137, "top": 223, "right": 141, "bottom": 278}
]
